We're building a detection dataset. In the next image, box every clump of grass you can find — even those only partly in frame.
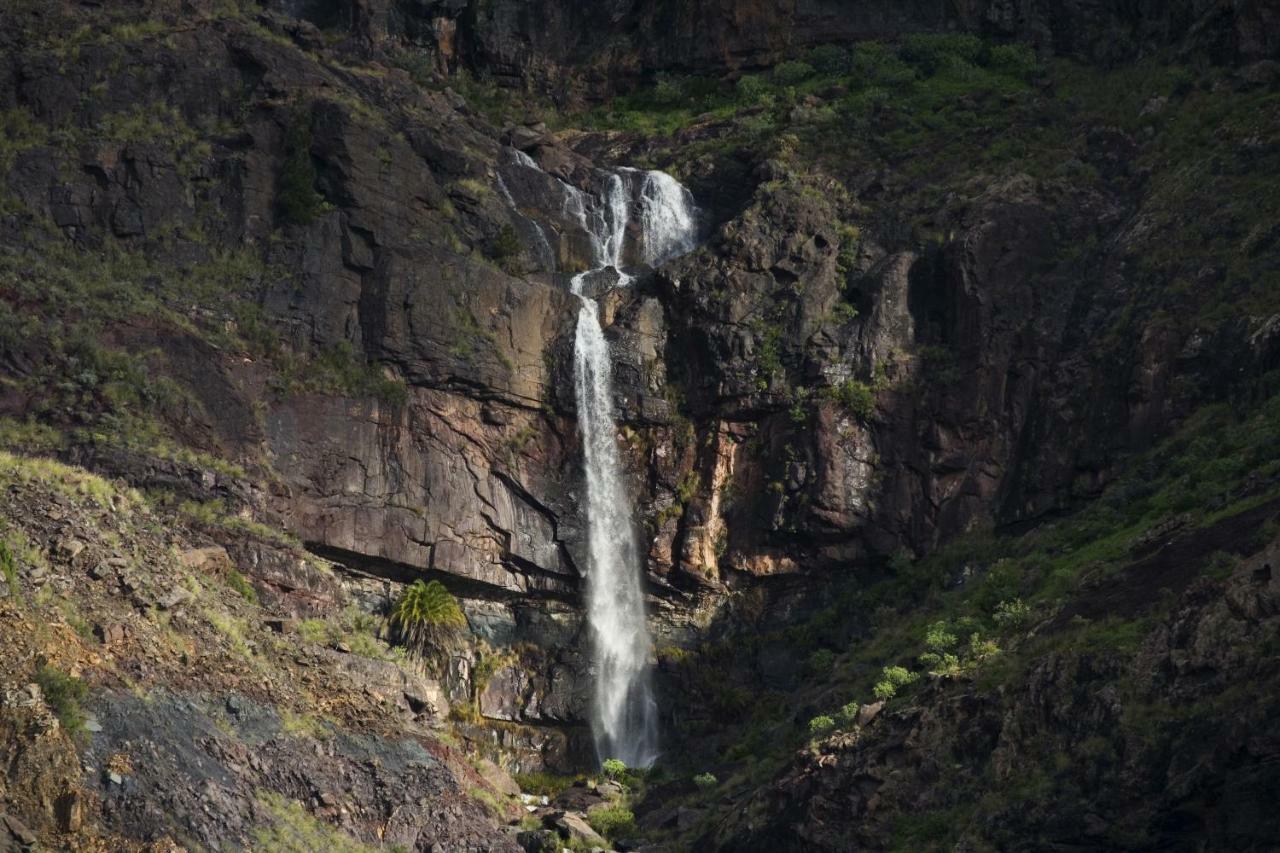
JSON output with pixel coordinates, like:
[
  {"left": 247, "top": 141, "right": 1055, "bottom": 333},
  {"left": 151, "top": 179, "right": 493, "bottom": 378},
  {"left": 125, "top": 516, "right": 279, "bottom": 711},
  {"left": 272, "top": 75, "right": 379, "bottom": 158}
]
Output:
[
  {"left": 251, "top": 791, "right": 374, "bottom": 852},
  {"left": 33, "top": 664, "right": 88, "bottom": 736},
  {"left": 0, "top": 451, "right": 122, "bottom": 508},
  {"left": 587, "top": 804, "right": 637, "bottom": 839},
  {"left": 278, "top": 109, "right": 328, "bottom": 225},
  {"left": 389, "top": 579, "right": 466, "bottom": 659},
  {"left": 225, "top": 568, "right": 258, "bottom": 603},
  {"left": 0, "top": 539, "right": 18, "bottom": 594},
  {"left": 513, "top": 771, "right": 581, "bottom": 797}
]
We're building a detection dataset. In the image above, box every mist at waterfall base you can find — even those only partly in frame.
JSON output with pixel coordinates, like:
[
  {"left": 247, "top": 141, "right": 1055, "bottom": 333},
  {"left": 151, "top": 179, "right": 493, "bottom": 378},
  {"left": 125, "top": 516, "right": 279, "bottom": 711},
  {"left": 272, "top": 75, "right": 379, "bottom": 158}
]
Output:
[{"left": 505, "top": 152, "right": 698, "bottom": 767}]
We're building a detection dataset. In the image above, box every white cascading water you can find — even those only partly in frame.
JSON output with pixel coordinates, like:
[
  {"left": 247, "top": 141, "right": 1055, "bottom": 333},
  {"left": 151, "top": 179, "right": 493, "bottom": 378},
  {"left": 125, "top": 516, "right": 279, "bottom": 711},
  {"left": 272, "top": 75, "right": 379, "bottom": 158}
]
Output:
[
  {"left": 570, "top": 287, "right": 660, "bottom": 767},
  {"left": 503, "top": 151, "right": 698, "bottom": 767}
]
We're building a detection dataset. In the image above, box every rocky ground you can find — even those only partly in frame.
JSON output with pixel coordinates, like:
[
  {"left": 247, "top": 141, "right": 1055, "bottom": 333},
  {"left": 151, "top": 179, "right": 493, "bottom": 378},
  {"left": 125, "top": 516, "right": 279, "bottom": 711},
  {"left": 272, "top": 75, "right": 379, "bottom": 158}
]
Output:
[{"left": 0, "top": 450, "right": 526, "bottom": 850}]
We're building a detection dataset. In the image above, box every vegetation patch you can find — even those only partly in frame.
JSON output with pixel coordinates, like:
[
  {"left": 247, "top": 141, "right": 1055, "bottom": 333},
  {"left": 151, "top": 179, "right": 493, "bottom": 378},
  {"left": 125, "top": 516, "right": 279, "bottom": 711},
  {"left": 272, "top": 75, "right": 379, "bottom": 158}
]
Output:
[
  {"left": 33, "top": 663, "right": 89, "bottom": 736},
  {"left": 389, "top": 579, "right": 467, "bottom": 660}
]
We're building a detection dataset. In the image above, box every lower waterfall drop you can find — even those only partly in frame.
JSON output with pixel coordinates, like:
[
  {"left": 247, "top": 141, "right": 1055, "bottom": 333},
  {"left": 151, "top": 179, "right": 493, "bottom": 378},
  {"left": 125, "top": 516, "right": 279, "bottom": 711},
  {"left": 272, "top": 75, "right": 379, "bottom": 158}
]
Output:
[{"left": 571, "top": 273, "right": 660, "bottom": 768}]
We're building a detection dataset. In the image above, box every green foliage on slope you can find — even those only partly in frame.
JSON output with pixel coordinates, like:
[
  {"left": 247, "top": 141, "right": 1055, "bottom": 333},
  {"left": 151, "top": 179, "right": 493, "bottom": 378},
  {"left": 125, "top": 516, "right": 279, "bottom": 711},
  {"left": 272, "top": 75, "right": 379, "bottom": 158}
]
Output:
[{"left": 389, "top": 579, "right": 467, "bottom": 659}]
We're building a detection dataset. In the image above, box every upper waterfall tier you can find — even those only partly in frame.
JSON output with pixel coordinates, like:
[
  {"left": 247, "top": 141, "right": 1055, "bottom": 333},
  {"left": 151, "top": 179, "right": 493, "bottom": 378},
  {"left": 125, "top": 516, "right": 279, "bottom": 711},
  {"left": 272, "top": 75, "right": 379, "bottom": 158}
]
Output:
[{"left": 498, "top": 149, "right": 699, "bottom": 280}]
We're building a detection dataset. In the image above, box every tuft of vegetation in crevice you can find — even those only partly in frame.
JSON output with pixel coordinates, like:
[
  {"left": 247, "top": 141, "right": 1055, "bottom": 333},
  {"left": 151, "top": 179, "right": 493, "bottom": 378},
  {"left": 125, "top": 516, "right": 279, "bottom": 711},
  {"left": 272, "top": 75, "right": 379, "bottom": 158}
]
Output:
[
  {"left": 389, "top": 579, "right": 467, "bottom": 662},
  {"left": 33, "top": 663, "right": 89, "bottom": 737},
  {"left": 278, "top": 108, "right": 328, "bottom": 225}
]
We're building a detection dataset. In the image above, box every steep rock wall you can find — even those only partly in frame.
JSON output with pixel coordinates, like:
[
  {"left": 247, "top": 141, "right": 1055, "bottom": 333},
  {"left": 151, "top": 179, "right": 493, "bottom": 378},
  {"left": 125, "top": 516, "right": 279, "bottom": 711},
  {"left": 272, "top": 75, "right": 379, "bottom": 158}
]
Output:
[{"left": 304, "top": 0, "right": 1280, "bottom": 95}]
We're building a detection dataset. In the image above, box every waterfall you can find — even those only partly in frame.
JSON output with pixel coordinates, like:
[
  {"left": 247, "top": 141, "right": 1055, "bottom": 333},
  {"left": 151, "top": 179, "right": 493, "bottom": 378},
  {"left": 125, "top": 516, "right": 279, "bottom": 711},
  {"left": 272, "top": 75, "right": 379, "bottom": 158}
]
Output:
[
  {"left": 572, "top": 169, "right": 695, "bottom": 768},
  {"left": 496, "top": 151, "right": 557, "bottom": 270},
  {"left": 632, "top": 168, "right": 699, "bottom": 266},
  {"left": 499, "top": 149, "right": 698, "bottom": 767},
  {"left": 570, "top": 277, "right": 660, "bottom": 768}
]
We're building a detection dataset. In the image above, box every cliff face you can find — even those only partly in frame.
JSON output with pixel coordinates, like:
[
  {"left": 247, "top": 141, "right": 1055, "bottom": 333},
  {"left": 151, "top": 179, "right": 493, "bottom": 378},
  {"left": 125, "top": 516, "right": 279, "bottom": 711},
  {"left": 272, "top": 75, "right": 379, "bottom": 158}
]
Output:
[
  {"left": 2, "top": 0, "right": 1280, "bottom": 850},
  {"left": 302, "top": 0, "right": 1280, "bottom": 95}
]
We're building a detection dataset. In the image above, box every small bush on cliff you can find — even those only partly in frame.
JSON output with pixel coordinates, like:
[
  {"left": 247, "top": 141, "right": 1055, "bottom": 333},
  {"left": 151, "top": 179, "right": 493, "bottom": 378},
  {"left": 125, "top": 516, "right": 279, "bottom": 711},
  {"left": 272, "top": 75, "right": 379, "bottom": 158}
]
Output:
[
  {"left": 693, "top": 772, "right": 718, "bottom": 790},
  {"left": 34, "top": 664, "right": 88, "bottom": 736},
  {"left": 808, "top": 714, "right": 836, "bottom": 736},
  {"left": 773, "top": 60, "right": 815, "bottom": 86},
  {"left": 736, "top": 74, "right": 769, "bottom": 104},
  {"left": 588, "top": 804, "right": 636, "bottom": 839},
  {"left": 872, "top": 665, "right": 917, "bottom": 700},
  {"left": 0, "top": 539, "right": 17, "bottom": 594},
  {"left": 225, "top": 568, "right": 258, "bottom": 603},
  {"left": 900, "top": 33, "right": 984, "bottom": 76},
  {"left": 601, "top": 758, "right": 627, "bottom": 779},
  {"left": 987, "top": 43, "right": 1041, "bottom": 80},
  {"left": 389, "top": 580, "right": 466, "bottom": 658},
  {"left": 806, "top": 648, "right": 835, "bottom": 674},
  {"left": 828, "top": 379, "right": 876, "bottom": 420},
  {"left": 807, "top": 44, "right": 851, "bottom": 75},
  {"left": 651, "top": 74, "right": 684, "bottom": 105},
  {"left": 514, "top": 771, "right": 580, "bottom": 797},
  {"left": 490, "top": 224, "right": 523, "bottom": 273},
  {"left": 993, "top": 598, "right": 1031, "bottom": 629},
  {"left": 924, "top": 620, "right": 958, "bottom": 652},
  {"left": 278, "top": 110, "right": 327, "bottom": 225}
]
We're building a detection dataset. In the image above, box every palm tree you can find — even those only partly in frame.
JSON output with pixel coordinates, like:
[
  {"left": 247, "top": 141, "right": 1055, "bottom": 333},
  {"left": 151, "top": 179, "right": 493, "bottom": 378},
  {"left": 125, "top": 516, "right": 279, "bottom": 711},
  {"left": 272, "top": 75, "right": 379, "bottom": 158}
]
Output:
[{"left": 389, "top": 579, "right": 466, "bottom": 660}]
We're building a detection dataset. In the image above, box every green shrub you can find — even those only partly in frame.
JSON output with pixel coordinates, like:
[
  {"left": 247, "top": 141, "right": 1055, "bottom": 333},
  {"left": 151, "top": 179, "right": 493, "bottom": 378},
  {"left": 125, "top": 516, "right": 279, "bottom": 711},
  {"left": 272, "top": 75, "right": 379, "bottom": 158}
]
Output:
[
  {"left": 807, "top": 648, "right": 835, "bottom": 674},
  {"left": 0, "top": 539, "right": 17, "bottom": 594},
  {"left": 676, "top": 470, "right": 701, "bottom": 504},
  {"left": 601, "top": 758, "right": 627, "bottom": 779},
  {"left": 918, "top": 651, "right": 961, "bottom": 678},
  {"left": 514, "top": 772, "right": 580, "bottom": 797},
  {"left": 829, "top": 380, "right": 876, "bottom": 419},
  {"left": 651, "top": 74, "right": 684, "bottom": 105},
  {"left": 389, "top": 579, "right": 466, "bottom": 658},
  {"left": 899, "top": 33, "right": 983, "bottom": 75},
  {"left": 736, "top": 74, "right": 769, "bottom": 103},
  {"left": 278, "top": 110, "right": 327, "bottom": 225},
  {"left": 773, "top": 60, "right": 815, "bottom": 85},
  {"left": 872, "top": 665, "right": 917, "bottom": 700},
  {"left": 807, "top": 44, "right": 850, "bottom": 75},
  {"left": 34, "top": 664, "right": 88, "bottom": 736},
  {"left": 837, "top": 701, "right": 860, "bottom": 725},
  {"left": 924, "top": 620, "right": 958, "bottom": 651},
  {"left": 693, "top": 772, "right": 718, "bottom": 790},
  {"left": 851, "top": 42, "right": 918, "bottom": 87},
  {"left": 225, "top": 569, "right": 258, "bottom": 603},
  {"left": 968, "top": 633, "right": 1000, "bottom": 662},
  {"left": 986, "top": 43, "right": 1040, "bottom": 79},
  {"left": 296, "top": 618, "right": 335, "bottom": 645},
  {"left": 491, "top": 224, "right": 522, "bottom": 271},
  {"left": 587, "top": 804, "right": 636, "bottom": 839},
  {"left": 992, "top": 598, "right": 1031, "bottom": 629},
  {"left": 808, "top": 714, "right": 835, "bottom": 735}
]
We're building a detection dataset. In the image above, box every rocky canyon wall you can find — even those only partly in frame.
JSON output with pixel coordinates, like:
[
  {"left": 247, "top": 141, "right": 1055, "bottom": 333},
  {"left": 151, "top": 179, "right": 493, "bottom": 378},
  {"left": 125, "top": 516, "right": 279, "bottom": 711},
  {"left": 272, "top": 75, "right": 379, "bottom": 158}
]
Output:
[
  {"left": 3, "top": 0, "right": 1279, "bottom": 776},
  {"left": 288, "top": 0, "right": 1280, "bottom": 96}
]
